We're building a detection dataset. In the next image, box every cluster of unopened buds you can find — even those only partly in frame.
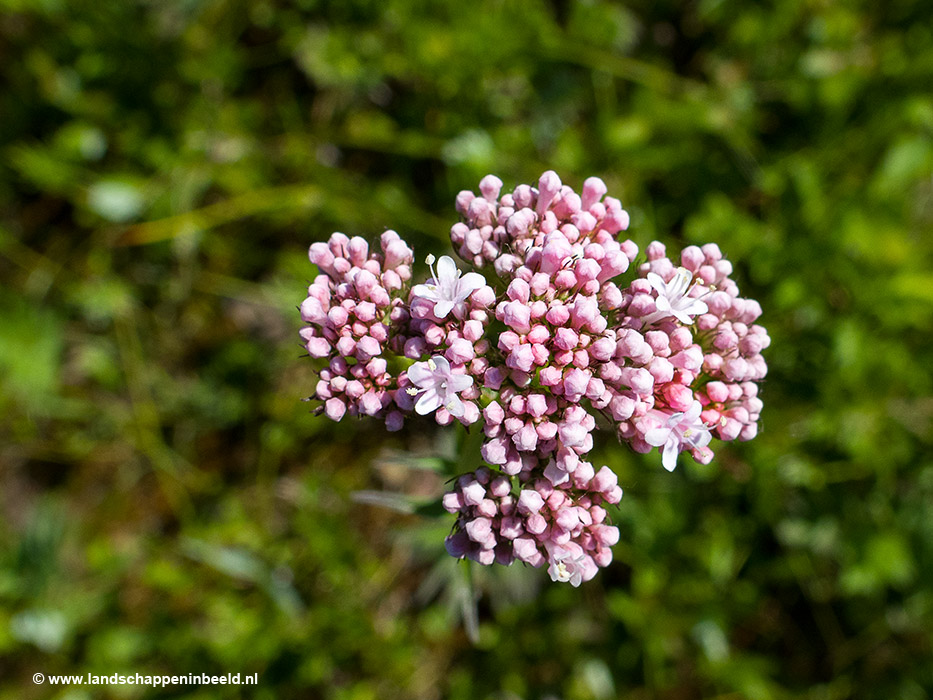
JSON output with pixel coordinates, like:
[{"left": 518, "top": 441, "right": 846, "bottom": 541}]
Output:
[{"left": 300, "top": 172, "right": 768, "bottom": 586}]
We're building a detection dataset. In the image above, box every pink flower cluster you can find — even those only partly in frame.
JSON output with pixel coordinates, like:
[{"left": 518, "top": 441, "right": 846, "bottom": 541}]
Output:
[
  {"left": 299, "top": 231, "right": 414, "bottom": 430},
  {"left": 300, "top": 172, "right": 769, "bottom": 585},
  {"left": 443, "top": 465, "right": 621, "bottom": 585}
]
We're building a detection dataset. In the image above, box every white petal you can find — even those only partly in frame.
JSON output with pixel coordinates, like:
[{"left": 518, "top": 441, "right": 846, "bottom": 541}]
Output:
[
  {"left": 684, "top": 401, "right": 703, "bottom": 422},
  {"left": 445, "top": 395, "right": 465, "bottom": 417},
  {"left": 411, "top": 283, "right": 439, "bottom": 301},
  {"left": 655, "top": 296, "right": 672, "bottom": 313},
  {"left": 644, "top": 427, "right": 671, "bottom": 447},
  {"left": 447, "top": 374, "right": 474, "bottom": 393},
  {"left": 646, "top": 272, "right": 667, "bottom": 296},
  {"left": 661, "top": 438, "right": 679, "bottom": 471},
  {"left": 433, "top": 300, "right": 455, "bottom": 318},
  {"left": 671, "top": 268, "right": 692, "bottom": 297},
  {"left": 691, "top": 429, "right": 712, "bottom": 449},
  {"left": 672, "top": 309, "right": 695, "bottom": 325},
  {"left": 682, "top": 298, "right": 708, "bottom": 315},
  {"left": 436, "top": 255, "right": 459, "bottom": 283},
  {"left": 430, "top": 355, "right": 451, "bottom": 374},
  {"left": 458, "top": 271, "right": 487, "bottom": 297},
  {"left": 415, "top": 389, "right": 442, "bottom": 415},
  {"left": 406, "top": 362, "right": 434, "bottom": 386}
]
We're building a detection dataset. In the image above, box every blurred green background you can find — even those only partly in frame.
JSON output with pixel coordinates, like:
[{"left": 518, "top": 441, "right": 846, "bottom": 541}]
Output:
[{"left": 2, "top": 0, "right": 932, "bottom": 698}]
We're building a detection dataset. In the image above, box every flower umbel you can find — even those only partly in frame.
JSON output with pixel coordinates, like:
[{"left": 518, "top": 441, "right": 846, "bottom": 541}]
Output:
[
  {"left": 411, "top": 254, "right": 487, "bottom": 319},
  {"left": 407, "top": 355, "right": 473, "bottom": 417},
  {"left": 643, "top": 267, "right": 709, "bottom": 325},
  {"left": 302, "top": 171, "right": 769, "bottom": 587}
]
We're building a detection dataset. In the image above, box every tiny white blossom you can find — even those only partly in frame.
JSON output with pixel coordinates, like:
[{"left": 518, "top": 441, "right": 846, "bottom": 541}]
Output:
[
  {"left": 644, "top": 401, "right": 712, "bottom": 471},
  {"left": 411, "top": 255, "right": 486, "bottom": 319},
  {"left": 644, "top": 267, "right": 709, "bottom": 325},
  {"left": 406, "top": 355, "right": 473, "bottom": 417},
  {"left": 546, "top": 545, "right": 587, "bottom": 587}
]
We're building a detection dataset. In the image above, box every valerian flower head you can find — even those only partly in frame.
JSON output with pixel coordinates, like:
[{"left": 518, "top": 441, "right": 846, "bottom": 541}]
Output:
[
  {"left": 644, "top": 400, "right": 713, "bottom": 471},
  {"left": 303, "top": 171, "right": 769, "bottom": 588},
  {"left": 411, "top": 254, "right": 487, "bottom": 319},
  {"left": 406, "top": 355, "right": 473, "bottom": 417},
  {"left": 644, "top": 267, "right": 709, "bottom": 325}
]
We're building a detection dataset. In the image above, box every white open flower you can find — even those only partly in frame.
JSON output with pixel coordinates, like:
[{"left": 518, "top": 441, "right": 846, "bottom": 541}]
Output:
[
  {"left": 644, "top": 267, "right": 708, "bottom": 325},
  {"left": 411, "top": 255, "right": 486, "bottom": 319},
  {"left": 406, "top": 355, "right": 473, "bottom": 417},
  {"left": 546, "top": 545, "right": 587, "bottom": 587},
  {"left": 644, "top": 401, "right": 712, "bottom": 471}
]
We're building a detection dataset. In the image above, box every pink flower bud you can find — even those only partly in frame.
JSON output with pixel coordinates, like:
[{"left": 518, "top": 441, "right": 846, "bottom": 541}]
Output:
[
  {"left": 525, "top": 343, "right": 545, "bottom": 366},
  {"left": 723, "top": 357, "right": 749, "bottom": 381},
  {"left": 554, "top": 327, "right": 578, "bottom": 351},
  {"left": 347, "top": 236, "right": 369, "bottom": 266},
  {"left": 702, "top": 243, "right": 722, "bottom": 262},
  {"left": 648, "top": 357, "right": 674, "bottom": 384},
  {"left": 471, "top": 285, "right": 496, "bottom": 307},
  {"left": 513, "top": 422, "right": 539, "bottom": 452},
  {"left": 530, "top": 273, "right": 551, "bottom": 297},
  {"left": 481, "top": 436, "right": 509, "bottom": 465},
  {"left": 718, "top": 417, "right": 742, "bottom": 441},
  {"left": 309, "top": 241, "right": 335, "bottom": 268},
  {"left": 336, "top": 336, "right": 356, "bottom": 357},
  {"left": 359, "top": 390, "right": 383, "bottom": 415},
  {"left": 477, "top": 499, "right": 498, "bottom": 518},
  {"left": 461, "top": 480, "right": 486, "bottom": 506},
  {"left": 484, "top": 366, "right": 506, "bottom": 389},
  {"left": 706, "top": 381, "right": 729, "bottom": 403},
  {"left": 594, "top": 524, "right": 620, "bottom": 547},
  {"left": 498, "top": 516, "right": 522, "bottom": 540},
  {"left": 324, "top": 398, "right": 347, "bottom": 421},
  {"left": 512, "top": 537, "right": 540, "bottom": 564},
  {"left": 517, "top": 489, "right": 545, "bottom": 514},
  {"left": 479, "top": 174, "right": 503, "bottom": 202},
  {"left": 581, "top": 176, "right": 607, "bottom": 210},
  {"left": 507, "top": 278, "right": 530, "bottom": 303},
  {"left": 663, "top": 384, "right": 694, "bottom": 412},
  {"left": 536, "top": 170, "right": 562, "bottom": 216},
  {"left": 442, "top": 491, "right": 462, "bottom": 513},
  {"left": 502, "top": 301, "right": 532, "bottom": 333},
  {"left": 465, "top": 517, "right": 492, "bottom": 543},
  {"left": 446, "top": 338, "right": 475, "bottom": 364},
  {"left": 697, "top": 265, "right": 716, "bottom": 284},
  {"left": 620, "top": 367, "right": 654, "bottom": 395},
  {"left": 704, "top": 353, "right": 724, "bottom": 373},
  {"left": 327, "top": 305, "right": 349, "bottom": 327},
  {"left": 526, "top": 324, "right": 550, "bottom": 344},
  {"left": 300, "top": 297, "right": 326, "bottom": 324},
  {"left": 555, "top": 269, "right": 577, "bottom": 290},
  {"left": 356, "top": 335, "right": 381, "bottom": 359},
  {"left": 507, "top": 344, "right": 534, "bottom": 373},
  {"left": 545, "top": 303, "right": 571, "bottom": 326},
  {"left": 526, "top": 513, "right": 548, "bottom": 534},
  {"left": 459, "top": 319, "right": 482, "bottom": 342},
  {"left": 539, "top": 366, "right": 562, "bottom": 386},
  {"left": 536, "top": 421, "right": 558, "bottom": 440},
  {"left": 562, "top": 368, "right": 590, "bottom": 400}
]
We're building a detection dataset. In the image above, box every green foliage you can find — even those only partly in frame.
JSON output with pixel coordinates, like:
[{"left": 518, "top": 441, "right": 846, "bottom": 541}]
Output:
[{"left": 2, "top": 0, "right": 933, "bottom": 698}]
